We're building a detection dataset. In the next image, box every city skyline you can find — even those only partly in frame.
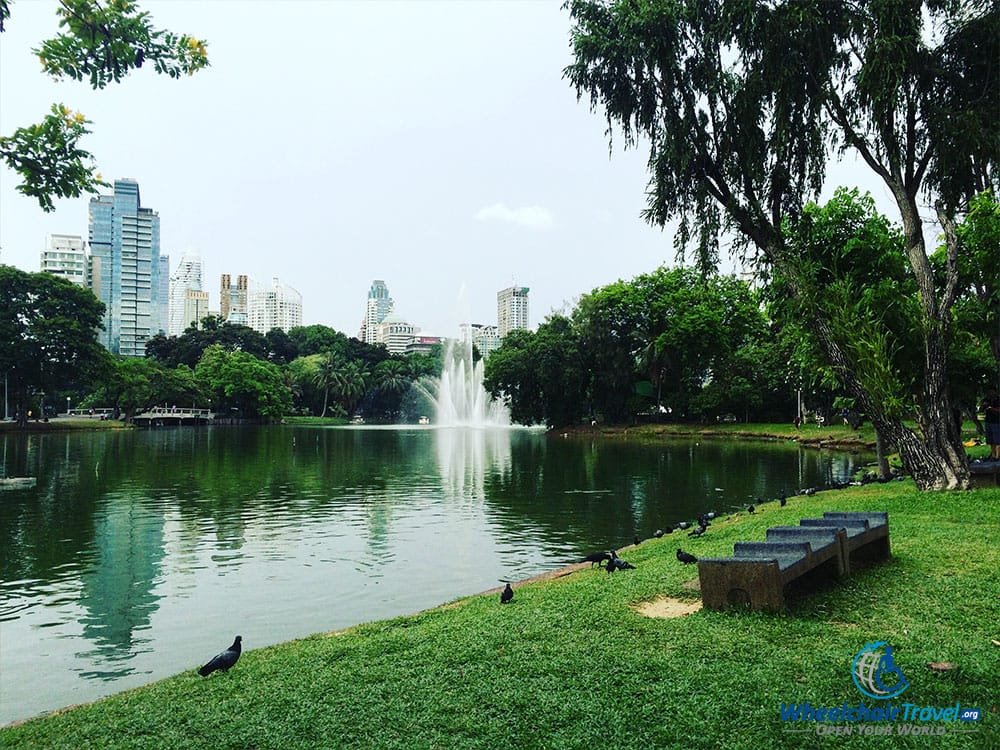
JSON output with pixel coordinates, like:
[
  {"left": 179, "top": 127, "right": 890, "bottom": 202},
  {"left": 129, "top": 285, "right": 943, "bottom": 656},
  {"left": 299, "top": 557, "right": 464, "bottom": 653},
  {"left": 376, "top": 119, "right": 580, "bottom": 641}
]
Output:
[
  {"left": 0, "top": 2, "right": 698, "bottom": 339},
  {"left": 1, "top": 2, "right": 916, "bottom": 338}
]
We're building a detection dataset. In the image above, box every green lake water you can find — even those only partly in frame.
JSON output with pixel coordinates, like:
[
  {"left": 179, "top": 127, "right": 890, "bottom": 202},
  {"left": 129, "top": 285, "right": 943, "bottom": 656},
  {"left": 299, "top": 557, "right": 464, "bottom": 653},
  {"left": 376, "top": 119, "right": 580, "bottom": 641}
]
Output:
[{"left": 0, "top": 425, "right": 871, "bottom": 724}]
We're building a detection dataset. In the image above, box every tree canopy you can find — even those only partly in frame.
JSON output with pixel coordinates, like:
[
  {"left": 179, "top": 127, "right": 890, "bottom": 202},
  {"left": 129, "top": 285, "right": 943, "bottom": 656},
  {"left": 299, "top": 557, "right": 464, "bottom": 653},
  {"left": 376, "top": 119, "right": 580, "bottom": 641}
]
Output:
[{"left": 0, "top": 265, "right": 108, "bottom": 425}]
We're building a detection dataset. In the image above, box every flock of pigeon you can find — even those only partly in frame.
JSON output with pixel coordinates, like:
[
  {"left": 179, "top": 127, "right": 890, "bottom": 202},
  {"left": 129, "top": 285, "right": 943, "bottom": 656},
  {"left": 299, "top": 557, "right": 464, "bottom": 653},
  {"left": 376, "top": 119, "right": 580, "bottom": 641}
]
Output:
[
  {"left": 563, "top": 485, "right": 821, "bottom": 585},
  {"left": 198, "top": 475, "right": 900, "bottom": 672}
]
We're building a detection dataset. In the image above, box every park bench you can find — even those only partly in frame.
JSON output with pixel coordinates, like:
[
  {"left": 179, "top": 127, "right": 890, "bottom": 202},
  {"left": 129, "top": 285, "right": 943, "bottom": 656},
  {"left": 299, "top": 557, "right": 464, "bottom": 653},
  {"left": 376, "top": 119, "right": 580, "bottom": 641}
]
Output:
[{"left": 697, "top": 511, "right": 890, "bottom": 611}]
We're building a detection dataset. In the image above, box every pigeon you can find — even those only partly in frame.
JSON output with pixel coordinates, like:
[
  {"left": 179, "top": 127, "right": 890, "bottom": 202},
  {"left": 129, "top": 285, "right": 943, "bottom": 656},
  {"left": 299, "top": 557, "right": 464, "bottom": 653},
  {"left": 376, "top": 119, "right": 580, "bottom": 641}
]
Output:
[
  {"left": 606, "top": 551, "right": 636, "bottom": 573},
  {"left": 688, "top": 524, "right": 706, "bottom": 537},
  {"left": 198, "top": 635, "right": 242, "bottom": 677},
  {"left": 779, "top": 491, "right": 787, "bottom": 507},
  {"left": 747, "top": 504, "right": 755, "bottom": 514},
  {"left": 500, "top": 583, "right": 514, "bottom": 604},
  {"left": 581, "top": 550, "right": 612, "bottom": 567},
  {"left": 653, "top": 529, "right": 666, "bottom": 538},
  {"left": 676, "top": 548, "right": 698, "bottom": 565},
  {"left": 633, "top": 535, "right": 640, "bottom": 546},
  {"left": 675, "top": 521, "right": 692, "bottom": 530}
]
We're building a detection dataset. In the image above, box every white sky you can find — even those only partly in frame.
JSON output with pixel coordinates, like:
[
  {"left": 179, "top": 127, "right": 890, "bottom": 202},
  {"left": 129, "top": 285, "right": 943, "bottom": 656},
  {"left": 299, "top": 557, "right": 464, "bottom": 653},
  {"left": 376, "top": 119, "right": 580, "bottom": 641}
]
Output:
[
  {"left": 0, "top": 0, "right": 676, "bottom": 336},
  {"left": 0, "top": 1, "right": 916, "bottom": 337}
]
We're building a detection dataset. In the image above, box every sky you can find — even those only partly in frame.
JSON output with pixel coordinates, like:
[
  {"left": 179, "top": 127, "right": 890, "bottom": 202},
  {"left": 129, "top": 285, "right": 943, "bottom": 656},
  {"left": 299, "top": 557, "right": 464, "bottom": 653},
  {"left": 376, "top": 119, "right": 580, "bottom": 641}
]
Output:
[{"left": 0, "top": 0, "right": 911, "bottom": 338}]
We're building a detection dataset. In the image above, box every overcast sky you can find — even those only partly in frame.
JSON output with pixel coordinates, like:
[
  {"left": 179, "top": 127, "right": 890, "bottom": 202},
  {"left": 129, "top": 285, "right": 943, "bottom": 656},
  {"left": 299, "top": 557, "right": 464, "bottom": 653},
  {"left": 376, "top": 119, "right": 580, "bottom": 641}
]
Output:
[{"left": 1, "top": 1, "right": 910, "bottom": 338}]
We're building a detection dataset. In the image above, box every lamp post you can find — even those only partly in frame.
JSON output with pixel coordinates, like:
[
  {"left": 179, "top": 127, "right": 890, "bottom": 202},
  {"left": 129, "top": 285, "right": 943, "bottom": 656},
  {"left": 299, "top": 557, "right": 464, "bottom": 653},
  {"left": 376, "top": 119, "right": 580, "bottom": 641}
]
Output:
[{"left": 66, "top": 396, "right": 71, "bottom": 417}]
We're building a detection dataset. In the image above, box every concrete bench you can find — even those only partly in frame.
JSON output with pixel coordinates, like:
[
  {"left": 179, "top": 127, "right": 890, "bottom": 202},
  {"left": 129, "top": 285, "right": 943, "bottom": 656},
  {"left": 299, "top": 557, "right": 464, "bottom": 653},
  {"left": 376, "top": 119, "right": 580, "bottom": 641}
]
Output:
[
  {"left": 799, "top": 511, "right": 890, "bottom": 573},
  {"left": 696, "top": 512, "right": 889, "bottom": 611}
]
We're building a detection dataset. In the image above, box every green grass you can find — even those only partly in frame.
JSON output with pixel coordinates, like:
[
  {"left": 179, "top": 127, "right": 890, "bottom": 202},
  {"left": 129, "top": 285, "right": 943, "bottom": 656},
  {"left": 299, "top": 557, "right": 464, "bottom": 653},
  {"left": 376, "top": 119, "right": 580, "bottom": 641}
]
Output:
[
  {"left": 0, "top": 417, "right": 130, "bottom": 433},
  {"left": 281, "top": 415, "right": 349, "bottom": 426},
  {"left": 3, "top": 482, "right": 997, "bottom": 749}
]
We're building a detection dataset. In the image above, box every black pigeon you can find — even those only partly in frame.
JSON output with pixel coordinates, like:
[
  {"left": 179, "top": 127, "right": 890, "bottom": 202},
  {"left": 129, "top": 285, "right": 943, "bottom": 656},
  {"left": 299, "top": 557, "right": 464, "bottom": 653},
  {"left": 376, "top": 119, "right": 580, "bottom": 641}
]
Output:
[
  {"left": 779, "top": 491, "right": 787, "bottom": 507},
  {"left": 688, "top": 524, "right": 706, "bottom": 537},
  {"left": 633, "top": 535, "right": 640, "bottom": 546},
  {"left": 703, "top": 511, "right": 717, "bottom": 521},
  {"left": 653, "top": 529, "right": 665, "bottom": 538},
  {"left": 675, "top": 521, "right": 692, "bottom": 530},
  {"left": 581, "top": 550, "right": 612, "bottom": 567},
  {"left": 500, "top": 583, "right": 514, "bottom": 604},
  {"left": 607, "top": 552, "right": 636, "bottom": 573},
  {"left": 198, "top": 635, "right": 242, "bottom": 677},
  {"left": 676, "top": 548, "right": 698, "bottom": 564},
  {"left": 747, "top": 504, "right": 755, "bottom": 514}
]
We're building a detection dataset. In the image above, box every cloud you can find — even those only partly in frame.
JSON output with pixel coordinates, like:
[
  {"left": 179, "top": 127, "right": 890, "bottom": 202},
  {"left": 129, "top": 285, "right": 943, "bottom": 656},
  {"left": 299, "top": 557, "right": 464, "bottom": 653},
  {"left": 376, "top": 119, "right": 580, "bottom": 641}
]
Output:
[{"left": 474, "top": 203, "right": 554, "bottom": 230}]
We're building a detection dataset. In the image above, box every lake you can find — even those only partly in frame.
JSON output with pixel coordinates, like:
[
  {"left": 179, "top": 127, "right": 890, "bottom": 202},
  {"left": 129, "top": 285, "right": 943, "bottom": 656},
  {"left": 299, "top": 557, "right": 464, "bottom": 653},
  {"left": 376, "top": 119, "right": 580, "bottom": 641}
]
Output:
[{"left": 0, "top": 425, "right": 870, "bottom": 724}]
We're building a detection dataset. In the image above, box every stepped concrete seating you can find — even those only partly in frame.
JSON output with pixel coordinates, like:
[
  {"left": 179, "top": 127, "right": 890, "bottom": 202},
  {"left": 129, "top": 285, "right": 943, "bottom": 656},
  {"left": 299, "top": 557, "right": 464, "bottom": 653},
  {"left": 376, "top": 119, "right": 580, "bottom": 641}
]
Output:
[
  {"left": 697, "top": 512, "right": 889, "bottom": 612},
  {"left": 798, "top": 512, "right": 890, "bottom": 573}
]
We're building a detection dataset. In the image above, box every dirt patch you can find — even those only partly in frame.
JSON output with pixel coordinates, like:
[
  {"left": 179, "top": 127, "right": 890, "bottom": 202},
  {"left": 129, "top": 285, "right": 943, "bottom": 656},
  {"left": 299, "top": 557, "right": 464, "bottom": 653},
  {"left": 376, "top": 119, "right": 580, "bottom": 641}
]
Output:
[{"left": 632, "top": 596, "right": 703, "bottom": 618}]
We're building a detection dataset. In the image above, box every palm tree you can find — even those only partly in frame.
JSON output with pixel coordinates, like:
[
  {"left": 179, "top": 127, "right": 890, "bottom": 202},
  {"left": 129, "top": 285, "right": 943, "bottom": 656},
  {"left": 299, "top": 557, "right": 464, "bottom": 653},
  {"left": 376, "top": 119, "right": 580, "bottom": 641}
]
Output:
[
  {"left": 336, "top": 360, "right": 370, "bottom": 416},
  {"left": 374, "top": 359, "right": 412, "bottom": 420},
  {"left": 375, "top": 360, "right": 411, "bottom": 397},
  {"left": 312, "top": 352, "right": 341, "bottom": 417}
]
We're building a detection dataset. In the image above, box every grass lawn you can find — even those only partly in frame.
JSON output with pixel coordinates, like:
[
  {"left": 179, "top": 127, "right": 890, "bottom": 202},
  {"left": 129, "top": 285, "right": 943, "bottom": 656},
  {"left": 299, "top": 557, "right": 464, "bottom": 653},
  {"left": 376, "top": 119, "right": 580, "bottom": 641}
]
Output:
[
  {"left": 2, "top": 480, "right": 997, "bottom": 749},
  {"left": 281, "top": 416, "right": 349, "bottom": 426},
  {"left": 0, "top": 417, "right": 130, "bottom": 433}
]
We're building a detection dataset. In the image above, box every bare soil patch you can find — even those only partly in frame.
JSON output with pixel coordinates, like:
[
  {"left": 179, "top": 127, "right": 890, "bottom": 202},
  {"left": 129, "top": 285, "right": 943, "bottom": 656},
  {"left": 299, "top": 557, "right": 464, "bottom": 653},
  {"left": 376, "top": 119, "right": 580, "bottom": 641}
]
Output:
[{"left": 632, "top": 596, "right": 702, "bottom": 618}]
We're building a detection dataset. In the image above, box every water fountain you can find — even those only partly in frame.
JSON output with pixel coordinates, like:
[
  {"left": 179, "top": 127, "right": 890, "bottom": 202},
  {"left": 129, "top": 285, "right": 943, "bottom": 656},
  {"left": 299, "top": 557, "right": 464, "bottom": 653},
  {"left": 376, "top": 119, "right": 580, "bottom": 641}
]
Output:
[{"left": 433, "top": 337, "right": 510, "bottom": 427}]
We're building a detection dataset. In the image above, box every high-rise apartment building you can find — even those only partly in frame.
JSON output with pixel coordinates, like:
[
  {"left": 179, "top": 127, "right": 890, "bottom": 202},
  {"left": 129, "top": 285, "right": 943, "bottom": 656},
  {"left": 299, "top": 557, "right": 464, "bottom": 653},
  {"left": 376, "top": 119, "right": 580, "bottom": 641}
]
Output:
[
  {"left": 220, "top": 274, "right": 249, "bottom": 325},
  {"left": 249, "top": 277, "right": 302, "bottom": 333},
  {"left": 157, "top": 255, "right": 170, "bottom": 337},
  {"left": 169, "top": 249, "right": 203, "bottom": 335},
  {"left": 497, "top": 286, "right": 529, "bottom": 338},
  {"left": 375, "top": 311, "right": 417, "bottom": 355},
  {"left": 88, "top": 179, "right": 163, "bottom": 356},
  {"left": 183, "top": 289, "right": 210, "bottom": 330},
  {"left": 360, "top": 279, "right": 393, "bottom": 345},
  {"left": 41, "top": 234, "right": 88, "bottom": 286}
]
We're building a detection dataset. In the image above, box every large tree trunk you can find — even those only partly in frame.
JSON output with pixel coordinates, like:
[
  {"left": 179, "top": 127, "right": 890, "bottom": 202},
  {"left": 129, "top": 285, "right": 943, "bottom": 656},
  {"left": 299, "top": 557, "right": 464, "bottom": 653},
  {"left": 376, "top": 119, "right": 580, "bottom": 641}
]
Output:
[{"left": 779, "top": 253, "right": 970, "bottom": 490}]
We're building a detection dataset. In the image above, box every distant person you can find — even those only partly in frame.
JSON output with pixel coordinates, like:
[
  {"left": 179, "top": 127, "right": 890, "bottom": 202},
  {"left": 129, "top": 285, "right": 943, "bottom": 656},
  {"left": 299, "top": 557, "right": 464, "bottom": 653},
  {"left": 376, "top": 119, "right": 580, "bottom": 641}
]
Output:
[{"left": 982, "top": 388, "right": 1000, "bottom": 461}]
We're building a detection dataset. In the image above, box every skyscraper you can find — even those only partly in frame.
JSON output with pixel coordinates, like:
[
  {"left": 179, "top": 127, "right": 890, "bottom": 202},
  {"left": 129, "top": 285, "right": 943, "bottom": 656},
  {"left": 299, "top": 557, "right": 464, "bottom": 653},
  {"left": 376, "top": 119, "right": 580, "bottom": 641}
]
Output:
[
  {"left": 361, "top": 280, "right": 393, "bottom": 345},
  {"left": 157, "top": 255, "right": 170, "bottom": 337},
  {"left": 497, "top": 285, "right": 529, "bottom": 338},
  {"left": 40, "top": 234, "right": 87, "bottom": 286},
  {"left": 248, "top": 277, "right": 303, "bottom": 333},
  {"left": 220, "top": 274, "right": 249, "bottom": 325},
  {"left": 169, "top": 248, "right": 203, "bottom": 335},
  {"left": 88, "top": 179, "right": 163, "bottom": 356}
]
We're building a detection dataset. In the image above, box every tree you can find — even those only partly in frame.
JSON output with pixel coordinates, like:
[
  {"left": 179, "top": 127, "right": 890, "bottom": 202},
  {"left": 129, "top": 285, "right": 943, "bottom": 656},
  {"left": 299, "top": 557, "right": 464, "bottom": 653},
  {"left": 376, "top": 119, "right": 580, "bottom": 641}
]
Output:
[
  {"left": 332, "top": 359, "right": 370, "bottom": 417},
  {"left": 89, "top": 357, "right": 202, "bottom": 420},
  {"left": 565, "top": 0, "right": 999, "bottom": 489},
  {"left": 287, "top": 324, "right": 348, "bottom": 358},
  {"left": 0, "top": 265, "right": 108, "bottom": 425},
  {"left": 371, "top": 359, "right": 412, "bottom": 420},
  {"left": 570, "top": 267, "right": 765, "bottom": 422},
  {"left": 312, "top": 351, "right": 342, "bottom": 418},
  {"left": 484, "top": 329, "right": 547, "bottom": 425},
  {"left": 0, "top": 0, "right": 208, "bottom": 210},
  {"left": 146, "top": 320, "right": 268, "bottom": 368},
  {"left": 264, "top": 328, "right": 297, "bottom": 365},
  {"left": 195, "top": 344, "right": 291, "bottom": 421}
]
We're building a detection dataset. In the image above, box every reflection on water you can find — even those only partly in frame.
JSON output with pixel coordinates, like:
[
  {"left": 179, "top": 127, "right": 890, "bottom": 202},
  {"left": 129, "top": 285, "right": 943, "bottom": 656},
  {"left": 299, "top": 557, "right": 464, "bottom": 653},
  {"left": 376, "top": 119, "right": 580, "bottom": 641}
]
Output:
[
  {"left": 0, "top": 426, "right": 871, "bottom": 724},
  {"left": 434, "top": 427, "right": 515, "bottom": 499}
]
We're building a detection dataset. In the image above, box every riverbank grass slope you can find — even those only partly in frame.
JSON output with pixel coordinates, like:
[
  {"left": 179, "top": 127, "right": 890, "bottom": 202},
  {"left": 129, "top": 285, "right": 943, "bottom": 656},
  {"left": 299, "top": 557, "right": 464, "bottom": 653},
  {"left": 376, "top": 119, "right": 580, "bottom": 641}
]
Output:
[{"left": 2, "top": 482, "right": 997, "bottom": 749}]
